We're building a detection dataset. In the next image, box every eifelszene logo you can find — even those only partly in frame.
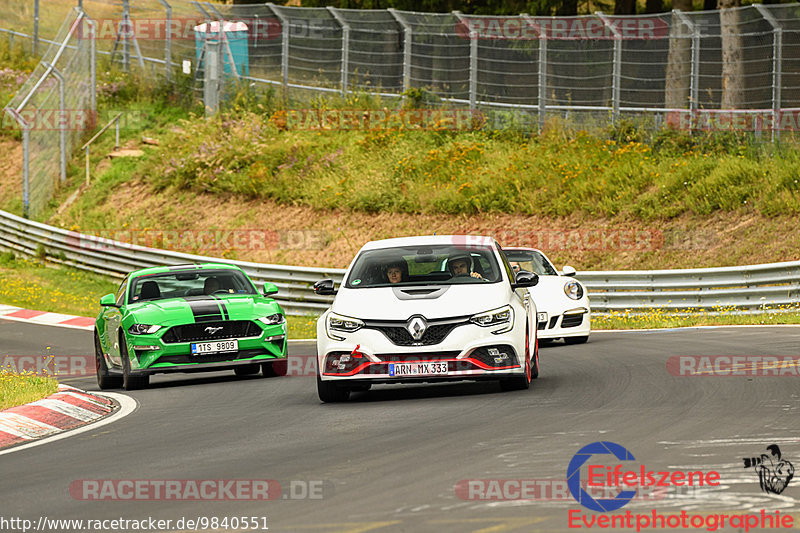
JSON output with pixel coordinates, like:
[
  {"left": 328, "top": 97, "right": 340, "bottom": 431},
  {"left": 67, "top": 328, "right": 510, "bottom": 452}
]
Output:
[
  {"left": 743, "top": 444, "right": 794, "bottom": 495},
  {"left": 567, "top": 441, "right": 721, "bottom": 512}
]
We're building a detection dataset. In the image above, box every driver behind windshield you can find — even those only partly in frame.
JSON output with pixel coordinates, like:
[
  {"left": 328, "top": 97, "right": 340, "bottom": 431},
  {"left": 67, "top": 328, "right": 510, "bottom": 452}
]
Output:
[
  {"left": 448, "top": 254, "right": 484, "bottom": 280},
  {"left": 204, "top": 276, "right": 221, "bottom": 295}
]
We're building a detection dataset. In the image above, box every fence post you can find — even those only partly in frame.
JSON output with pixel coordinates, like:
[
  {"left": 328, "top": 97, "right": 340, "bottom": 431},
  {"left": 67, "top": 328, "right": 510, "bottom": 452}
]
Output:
[
  {"left": 22, "top": 126, "right": 29, "bottom": 218},
  {"left": 122, "top": 0, "right": 130, "bottom": 72},
  {"left": 755, "top": 4, "right": 782, "bottom": 142},
  {"left": 268, "top": 4, "right": 290, "bottom": 101},
  {"left": 33, "top": 0, "right": 39, "bottom": 55},
  {"left": 453, "top": 11, "right": 477, "bottom": 110},
  {"left": 4, "top": 110, "right": 31, "bottom": 218},
  {"left": 522, "top": 14, "right": 546, "bottom": 131},
  {"left": 80, "top": 13, "right": 97, "bottom": 116},
  {"left": 157, "top": 0, "right": 172, "bottom": 82},
  {"left": 674, "top": 10, "right": 699, "bottom": 132},
  {"left": 327, "top": 7, "right": 350, "bottom": 97},
  {"left": 206, "top": 2, "right": 240, "bottom": 80},
  {"left": 596, "top": 12, "right": 621, "bottom": 125},
  {"left": 388, "top": 9, "right": 412, "bottom": 100},
  {"left": 43, "top": 62, "right": 67, "bottom": 184}
]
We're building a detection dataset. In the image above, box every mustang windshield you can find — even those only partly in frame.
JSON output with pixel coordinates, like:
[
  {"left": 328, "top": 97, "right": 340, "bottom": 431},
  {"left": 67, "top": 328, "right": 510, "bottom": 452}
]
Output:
[
  {"left": 345, "top": 244, "right": 502, "bottom": 288},
  {"left": 129, "top": 270, "right": 258, "bottom": 303},
  {"left": 504, "top": 250, "right": 558, "bottom": 276}
]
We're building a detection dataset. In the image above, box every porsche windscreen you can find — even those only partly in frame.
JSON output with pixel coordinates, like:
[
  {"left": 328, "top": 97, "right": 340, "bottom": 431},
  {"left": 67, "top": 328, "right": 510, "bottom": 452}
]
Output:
[
  {"left": 504, "top": 250, "right": 558, "bottom": 276},
  {"left": 345, "top": 245, "right": 502, "bottom": 288},
  {"left": 129, "top": 270, "right": 258, "bottom": 303}
]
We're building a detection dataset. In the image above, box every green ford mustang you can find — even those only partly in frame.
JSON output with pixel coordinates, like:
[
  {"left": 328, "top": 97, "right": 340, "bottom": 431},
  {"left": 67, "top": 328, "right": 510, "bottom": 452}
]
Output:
[{"left": 94, "top": 263, "right": 287, "bottom": 390}]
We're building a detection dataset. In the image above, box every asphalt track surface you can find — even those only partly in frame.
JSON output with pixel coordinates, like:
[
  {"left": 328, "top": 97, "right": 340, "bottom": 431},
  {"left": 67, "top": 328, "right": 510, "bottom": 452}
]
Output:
[{"left": 3, "top": 319, "right": 800, "bottom": 532}]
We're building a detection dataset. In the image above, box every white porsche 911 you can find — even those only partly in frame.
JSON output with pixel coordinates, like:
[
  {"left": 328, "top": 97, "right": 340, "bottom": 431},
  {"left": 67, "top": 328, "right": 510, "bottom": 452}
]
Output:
[
  {"left": 504, "top": 247, "right": 591, "bottom": 344},
  {"left": 312, "top": 236, "right": 540, "bottom": 402}
]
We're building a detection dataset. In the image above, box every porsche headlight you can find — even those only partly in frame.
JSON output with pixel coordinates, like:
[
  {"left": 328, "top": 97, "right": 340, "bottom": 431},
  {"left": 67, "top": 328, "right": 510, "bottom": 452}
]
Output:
[
  {"left": 128, "top": 324, "right": 161, "bottom": 335},
  {"left": 564, "top": 281, "right": 584, "bottom": 300},
  {"left": 327, "top": 313, "right": 364, "bottom": 340},
  {"left": 258, "top": 313, "right": 285, "bottom": 325},
  {"left": 470, "top": 305, "right": 514, "bottom": 334}
]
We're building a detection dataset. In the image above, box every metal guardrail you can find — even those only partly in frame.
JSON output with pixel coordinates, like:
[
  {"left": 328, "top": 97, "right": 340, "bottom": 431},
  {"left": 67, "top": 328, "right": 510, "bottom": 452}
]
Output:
[{"left": 1, "top": 209, "right": 798, "bottom": 315}]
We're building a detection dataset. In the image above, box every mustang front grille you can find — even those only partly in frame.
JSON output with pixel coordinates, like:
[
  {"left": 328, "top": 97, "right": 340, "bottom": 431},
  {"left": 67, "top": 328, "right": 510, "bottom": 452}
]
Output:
[
  {"left": 152, "top": 348, "right": 272, "bottom": 365},
  {"left": 161, "top": 320, "right": 261, "bottom": 344}
]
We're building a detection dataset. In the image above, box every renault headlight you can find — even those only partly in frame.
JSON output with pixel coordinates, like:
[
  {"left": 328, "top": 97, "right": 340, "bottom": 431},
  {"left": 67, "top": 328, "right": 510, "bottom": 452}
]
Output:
[
  {"left": 470, "top": 305, "right": 514, "bottom": 334},
  {"left": 327, "top": 312, "right": 364, "bottom": 340}
]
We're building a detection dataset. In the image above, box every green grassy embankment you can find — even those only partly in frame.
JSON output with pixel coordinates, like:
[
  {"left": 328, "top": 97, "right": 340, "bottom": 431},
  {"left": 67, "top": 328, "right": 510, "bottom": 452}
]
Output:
[{"left": 0, "top": 38, "right": 799, "bottom": 336}]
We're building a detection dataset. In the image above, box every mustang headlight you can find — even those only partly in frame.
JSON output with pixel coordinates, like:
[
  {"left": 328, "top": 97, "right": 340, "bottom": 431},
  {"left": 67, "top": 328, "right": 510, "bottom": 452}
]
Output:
[
  {"left": 470, "top": 305, "right": 514, "bottom": 334},
  {"left": 128, "top": 324, "right": 162, "bottom": 335},
  {"left": 258, "top": 313, "right": 286, "bottom": 325},
  {"left": 564, "top": 280, "right": 584, "bottom": 300},
  {"left": 326, "top": 313, "right": 364, "bottom": 340}
]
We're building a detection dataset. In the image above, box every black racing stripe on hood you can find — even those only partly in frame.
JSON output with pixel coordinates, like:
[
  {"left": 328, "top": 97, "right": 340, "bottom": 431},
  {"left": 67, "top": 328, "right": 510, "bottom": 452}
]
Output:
[
  {"left": 183, "top": 296, "right": 224, "bottom": 323},
  {"left": 208, "top": 295, "right": 230, "bottom": 320},
  {"left": 219, "top": 300, "right": 229, "bottom": 320}
]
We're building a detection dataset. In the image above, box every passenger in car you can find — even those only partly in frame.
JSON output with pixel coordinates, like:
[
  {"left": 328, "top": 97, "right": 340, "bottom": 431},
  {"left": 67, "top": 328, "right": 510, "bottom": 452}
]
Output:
[{"left": 385, "top": 260, "right": 408, "bottom": 284}]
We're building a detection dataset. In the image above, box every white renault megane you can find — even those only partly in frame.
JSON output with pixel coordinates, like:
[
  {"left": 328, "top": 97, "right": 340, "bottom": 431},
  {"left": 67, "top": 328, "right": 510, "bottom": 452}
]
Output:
[{"left": 313, "top": 236, "right": 540, "bottom": 402}]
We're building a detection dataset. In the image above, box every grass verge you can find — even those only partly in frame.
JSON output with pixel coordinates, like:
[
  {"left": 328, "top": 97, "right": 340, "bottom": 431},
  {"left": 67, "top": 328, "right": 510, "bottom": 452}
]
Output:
[
  {"left": 0, "top": 369, "right": 59, "bottom": 411},
  {"left": 594, "top": 307, "right": 800, "bottom": 330}
]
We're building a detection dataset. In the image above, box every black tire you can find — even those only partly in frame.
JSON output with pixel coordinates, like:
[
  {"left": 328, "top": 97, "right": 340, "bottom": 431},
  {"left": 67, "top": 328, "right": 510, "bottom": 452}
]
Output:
[
  {"left": 262, "top": 359, "right": 288, "bottom": 377},
  {"left": 531, "top": 336, "right": 540, "bottom": 380},
  {"left": 500, "top": 328, "right": 532, "bottom": 391},
  {"left": 564, "top": 335, "right": 589, "bottom": 345},
  {"left": 95, "top": 330, "right": 122, "bottom": 390},
  {"left": 121, "top": 333, "right": 149, "bottom": 390},
  {"left": 317, "top": 374, "right": 350, "bottom": 403},
  {"left": 234, "top": 364, "right": 261, "bottom": 376},
  {"left": 539, "top": 338, "right": 555, "bottom": 347}
]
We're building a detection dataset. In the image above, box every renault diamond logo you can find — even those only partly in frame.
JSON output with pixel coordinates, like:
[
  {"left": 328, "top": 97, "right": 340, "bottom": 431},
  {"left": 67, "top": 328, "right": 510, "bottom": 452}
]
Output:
[
  {"left": 205, "top": 326, "right": 224, "bottom": 334},
  {"left": 406, "top": 316, "right": 427, "bottom": 341}
]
